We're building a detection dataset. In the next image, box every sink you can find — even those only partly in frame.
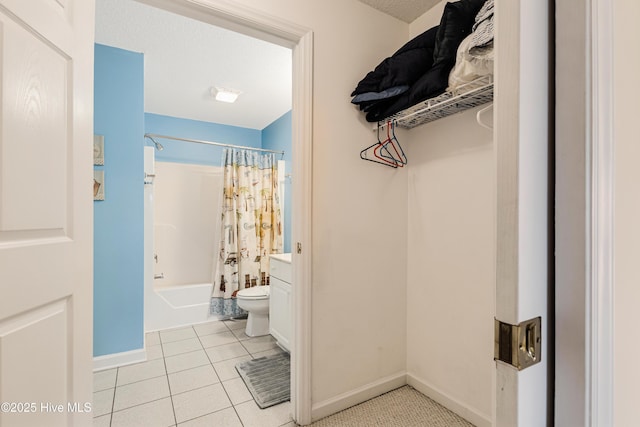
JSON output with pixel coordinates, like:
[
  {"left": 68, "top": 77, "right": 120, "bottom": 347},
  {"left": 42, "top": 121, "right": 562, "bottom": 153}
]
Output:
[{"left": 270, "top": 253, "right": 292, "bottom": 264}]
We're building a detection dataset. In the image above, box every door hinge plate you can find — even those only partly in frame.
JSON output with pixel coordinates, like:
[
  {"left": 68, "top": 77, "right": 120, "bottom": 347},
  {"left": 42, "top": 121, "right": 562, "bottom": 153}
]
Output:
[{"left": 494, "top": 316, "right": 542, "bottom": 370}]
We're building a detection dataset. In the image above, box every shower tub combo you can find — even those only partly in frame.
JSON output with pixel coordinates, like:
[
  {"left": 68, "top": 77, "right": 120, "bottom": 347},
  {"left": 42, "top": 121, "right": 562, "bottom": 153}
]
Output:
[{"left": 144, "top": 149, "right": 223, "bottom": 331}]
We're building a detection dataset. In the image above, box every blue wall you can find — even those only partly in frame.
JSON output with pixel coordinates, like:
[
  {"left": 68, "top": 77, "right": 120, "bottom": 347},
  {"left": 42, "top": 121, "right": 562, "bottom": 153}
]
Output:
[
  {"left": 262, "top": 111, "right": 292, "bottom": 253},
  {"left": 145, "top": 113, "right": 261, "bottom": 166},
  {"left": 93, "top": 44, "right": 145, "bottom": 357}
]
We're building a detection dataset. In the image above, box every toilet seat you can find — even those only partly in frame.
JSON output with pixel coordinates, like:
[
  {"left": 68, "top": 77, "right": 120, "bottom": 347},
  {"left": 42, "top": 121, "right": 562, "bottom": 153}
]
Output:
[{"left": 237, "top": 286, "right": 269, "bottom": 299}]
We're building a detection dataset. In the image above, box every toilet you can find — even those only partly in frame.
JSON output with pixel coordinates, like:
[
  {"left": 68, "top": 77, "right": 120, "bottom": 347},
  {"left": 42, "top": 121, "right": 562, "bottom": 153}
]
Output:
[{"left": 236, "top": 286, "right": 270, "bottom": 337}]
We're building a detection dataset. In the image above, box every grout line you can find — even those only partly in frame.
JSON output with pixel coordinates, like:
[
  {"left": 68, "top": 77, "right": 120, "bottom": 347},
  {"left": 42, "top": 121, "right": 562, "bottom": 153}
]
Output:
[
  {"left": 177, "top": 403, "right": 244, "bottom": 426},
  {"left": 109, "top": 396, "right": 172, "bottom": 417},
  {"left": 238, "top": 339, "right": 254, "bottom": 359},
  {"left": 108, "top": 368, "right": 118, "bottom": 427},
  {"left": 221, "top": 377, "right": 254, "bottom": 406},
  {"left": 113, "top": 373, "right": 168, "bottom": 388},
  {"left": 165, "top": 357, "right": 211, "bottom": 375},
  {"left": 194, "top": 326, "right": 222, "bottom": 383},
  {"left": 106, "top": 321, "right": 278, "bottom": 427},
  {"left": 170, "top": 382, "right": 222, "bottom": 398},
  {"left": 159, "top": 329, "right": 178, "bottom": 427},
  {"left": 197, "top": 321, "right": 247, "bottom": 427},
  {"left": 112, "top": 358, "right": 168, "bottom": 388},
  {"left": 159, "top": 335, "right": 198, "bottom": 345}
]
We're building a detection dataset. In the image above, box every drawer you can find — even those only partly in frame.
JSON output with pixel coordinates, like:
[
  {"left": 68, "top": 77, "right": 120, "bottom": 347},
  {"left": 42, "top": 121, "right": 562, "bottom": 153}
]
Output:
[{"left": 270, "top": 257, "right": 291, "bottom": 283}]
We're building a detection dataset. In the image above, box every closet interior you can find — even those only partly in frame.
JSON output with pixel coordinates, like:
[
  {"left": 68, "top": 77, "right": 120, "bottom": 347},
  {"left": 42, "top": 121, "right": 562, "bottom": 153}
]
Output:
[
  {"left": 355, "top": 0, "right": 494, "bottom": 166},
  {"left": 349, "top": 0, "right": 550, "bottom": 423},
  {"left": 355, "top": 1, "right": 497, "bottom": 425}
]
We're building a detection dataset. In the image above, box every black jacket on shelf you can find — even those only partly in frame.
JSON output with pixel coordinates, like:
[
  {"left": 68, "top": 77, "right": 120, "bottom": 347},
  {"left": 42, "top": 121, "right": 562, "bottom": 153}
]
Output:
[
  {"left": 351, "top": 0, "right": 487, "bottom": 122},
  {"left": 351, "top": 26, "right": 438, "bottom": 98}
]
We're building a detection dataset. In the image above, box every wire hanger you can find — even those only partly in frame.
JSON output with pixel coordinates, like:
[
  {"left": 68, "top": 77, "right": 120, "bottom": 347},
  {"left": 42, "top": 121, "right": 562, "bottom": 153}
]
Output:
[
  {"left": 360, "top": 121, "right": 407, "bottom": 168},
  {"left": 377, "top": 121, "right": 400, "bottom": 165},
  {"left": 476, "top": 103, "right": 493, "bottom": 130},
  {"left": 360, "top": 122, "right": 400, "bottom": 168},
  {"left": 384, "top": 120, "right": 407, "bottom": 166}
]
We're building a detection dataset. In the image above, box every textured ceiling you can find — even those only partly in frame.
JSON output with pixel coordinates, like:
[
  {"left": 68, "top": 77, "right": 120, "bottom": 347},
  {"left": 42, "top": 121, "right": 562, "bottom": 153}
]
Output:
[
  {"left": 357, "top": 0, "right": 442, "bottom": 23},
  {"left": 95, "top": 0, "right": 292, "bottom": 130}
]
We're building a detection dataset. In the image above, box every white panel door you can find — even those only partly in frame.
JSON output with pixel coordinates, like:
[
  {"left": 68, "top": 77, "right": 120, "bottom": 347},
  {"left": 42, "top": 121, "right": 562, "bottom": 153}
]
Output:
[
  {"left": 0, "top": 0, "right": 94, "bottom": 426},
  {"left": 494, "top": 0, "right": 550, "bottom": 425}
]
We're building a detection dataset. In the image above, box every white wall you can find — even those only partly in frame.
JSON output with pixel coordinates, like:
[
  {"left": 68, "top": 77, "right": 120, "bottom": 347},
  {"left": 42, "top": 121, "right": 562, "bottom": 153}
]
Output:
[
  {"left": 613, "top": 0, "right": 640, "bottom": 423},
  {"left": 410, "top": 0, "right": 446, "bottom": 34},
  {"left": 405, "top": 112, "right": 494, "bottom": 425},
  {"left": 221, "top": 1, "right": 640, "bottom": 424},
  {"left": 198, "top": 1, "right": 494, "bottom": 422},
  {"left": 216, "top": 0, "right": 411, "bottom": 412},
  {"left": 405, "top": 4, "right": 494, "bottom": 426},
  {"left": 153, "top": 162, "right": 222, "bottom": 287}
]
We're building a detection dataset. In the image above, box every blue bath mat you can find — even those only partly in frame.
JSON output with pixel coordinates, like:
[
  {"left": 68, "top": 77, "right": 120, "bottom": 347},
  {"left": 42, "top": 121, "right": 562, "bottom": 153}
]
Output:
[{"left": 235, "top": 352, "right": 290, "bottom": 409}]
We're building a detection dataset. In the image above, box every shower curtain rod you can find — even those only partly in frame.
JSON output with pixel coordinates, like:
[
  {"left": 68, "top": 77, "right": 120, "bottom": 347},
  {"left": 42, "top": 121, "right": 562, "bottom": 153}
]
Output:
[{"left": 144, "top": 133, "right": 285, "bottom": 157}]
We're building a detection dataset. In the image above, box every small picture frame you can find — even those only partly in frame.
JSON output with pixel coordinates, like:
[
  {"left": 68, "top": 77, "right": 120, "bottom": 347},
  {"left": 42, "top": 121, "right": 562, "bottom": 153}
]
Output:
[
  {"left": 94, "top": 135, "right": 104, "bottom": 165},
  {"left": 94, "top": 170, "right": 105, "bottom": 201}
]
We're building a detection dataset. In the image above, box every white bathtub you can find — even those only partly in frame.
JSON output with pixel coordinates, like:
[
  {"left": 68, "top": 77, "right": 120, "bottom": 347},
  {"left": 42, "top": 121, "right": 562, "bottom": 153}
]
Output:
[
  {"left": 144, "top": 158, "right": 223, "bottom": 332},
  {"left": 146, "top": 283, "right": 213, "bottom": 332},
  {"left": 157, "top": 283, "right": 212, "bottom": 309}
]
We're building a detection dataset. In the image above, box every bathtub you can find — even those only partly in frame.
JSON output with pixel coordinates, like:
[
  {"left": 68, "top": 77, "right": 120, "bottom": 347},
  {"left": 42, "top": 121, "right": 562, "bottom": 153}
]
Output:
[
  {"left": 146, "top": 283, "right": 213, "bottom": 332},
  {"left": 144, "top": 157, "right": 223, "bottom": 332},
  {"left": 156, "top": 283, "right": 213, "bottom": 310}
]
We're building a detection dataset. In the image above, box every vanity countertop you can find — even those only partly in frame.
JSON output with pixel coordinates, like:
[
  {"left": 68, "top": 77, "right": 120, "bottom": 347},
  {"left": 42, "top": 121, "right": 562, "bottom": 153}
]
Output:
[{"left": 270, "top": 253, "right": 292, "bottom": 264}]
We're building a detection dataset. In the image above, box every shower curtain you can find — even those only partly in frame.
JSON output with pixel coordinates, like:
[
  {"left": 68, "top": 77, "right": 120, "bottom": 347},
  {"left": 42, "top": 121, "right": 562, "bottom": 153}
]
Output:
[{"left": 211, "top": 148, "right": 283, "bottom": 317}]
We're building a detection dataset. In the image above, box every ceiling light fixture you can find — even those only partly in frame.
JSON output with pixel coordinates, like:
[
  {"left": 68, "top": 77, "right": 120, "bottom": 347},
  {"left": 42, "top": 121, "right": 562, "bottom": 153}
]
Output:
[{"left": 212, "top": 87, "right": 242, "bottom": 103}]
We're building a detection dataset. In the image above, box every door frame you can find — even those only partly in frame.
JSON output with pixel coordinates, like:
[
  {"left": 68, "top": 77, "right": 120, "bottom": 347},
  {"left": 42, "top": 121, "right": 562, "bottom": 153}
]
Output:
[
  {"left": 494, "top": 0, "right": 551, "bottom": 424},
  {"left": 136, "top": 0, "right": 314, "bottom": 423},
  {"left": 495, "top": 0, "right": 616, "bottom": 423},
  {"left": 584, "top": 0, "right": 615, "bottom": 426},
  {"left": 555, "top": 0, "right": 614, "bottom": 425},
  {"left": 585, "top": 0, "right": 614, "bottom": 423}
]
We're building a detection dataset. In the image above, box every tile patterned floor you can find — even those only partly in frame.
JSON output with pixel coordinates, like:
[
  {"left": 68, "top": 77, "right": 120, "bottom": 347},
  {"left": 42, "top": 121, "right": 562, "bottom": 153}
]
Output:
[{"left": 93, "top": 319, "right": 295, "bottom": 427}]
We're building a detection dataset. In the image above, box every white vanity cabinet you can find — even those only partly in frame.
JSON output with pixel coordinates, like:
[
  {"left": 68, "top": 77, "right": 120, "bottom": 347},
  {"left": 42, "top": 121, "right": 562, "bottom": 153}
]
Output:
[{"left": 269, "top": 253, "right": 292, "bottom": 352}]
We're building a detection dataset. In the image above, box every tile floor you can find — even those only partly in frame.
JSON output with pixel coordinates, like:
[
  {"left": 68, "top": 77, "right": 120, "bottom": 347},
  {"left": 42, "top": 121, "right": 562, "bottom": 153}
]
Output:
[{"left": 93, "top": 319, "right": 295, "bottom": 427}]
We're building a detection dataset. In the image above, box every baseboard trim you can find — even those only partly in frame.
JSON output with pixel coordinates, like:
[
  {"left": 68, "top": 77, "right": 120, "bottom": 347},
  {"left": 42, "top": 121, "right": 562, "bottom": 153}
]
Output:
[
  {"left": 407, "top": 373, "right": 492, "bottom": 427},
  {"left": 310, "top": 372, "right": 406, "bottom": 422},
  {"left": 93, "top": 348, "right": 147, "bottom": 372}
]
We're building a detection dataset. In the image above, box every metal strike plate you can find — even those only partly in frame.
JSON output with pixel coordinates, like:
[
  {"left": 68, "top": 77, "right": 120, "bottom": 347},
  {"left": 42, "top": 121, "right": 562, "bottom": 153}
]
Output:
[{"left": 494, "top": 316, "right": 542, "bottom": 370}]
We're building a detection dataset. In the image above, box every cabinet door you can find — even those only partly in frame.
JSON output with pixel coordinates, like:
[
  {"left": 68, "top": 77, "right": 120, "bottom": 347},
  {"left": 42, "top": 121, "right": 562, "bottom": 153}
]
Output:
[{"left": 270, "top": 277, "right": 291, "bottom": 351}]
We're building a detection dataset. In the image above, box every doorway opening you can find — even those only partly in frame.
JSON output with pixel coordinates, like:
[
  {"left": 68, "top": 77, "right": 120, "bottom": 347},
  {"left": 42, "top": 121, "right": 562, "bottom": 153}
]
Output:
[{"left": 94, "top": 0, "right": 313, "bottom": 424}]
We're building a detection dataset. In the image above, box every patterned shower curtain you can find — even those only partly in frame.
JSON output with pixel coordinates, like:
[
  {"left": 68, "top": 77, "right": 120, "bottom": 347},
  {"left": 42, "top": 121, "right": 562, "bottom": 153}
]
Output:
[{"left": 211, "top": 148, "right": 283, "bottom": 317}]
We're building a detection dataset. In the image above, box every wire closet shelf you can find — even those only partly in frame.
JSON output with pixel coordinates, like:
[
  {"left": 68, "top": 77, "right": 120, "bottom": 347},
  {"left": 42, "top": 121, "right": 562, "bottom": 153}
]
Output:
[{"left": 385, "top": 74, "right": 494, "bottom": 129}]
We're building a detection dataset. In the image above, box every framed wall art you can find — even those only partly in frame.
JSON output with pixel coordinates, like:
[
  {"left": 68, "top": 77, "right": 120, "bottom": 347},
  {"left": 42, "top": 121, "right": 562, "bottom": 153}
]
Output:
[
  {"left": 94, "top": 134, "right": 105, "bottom": 165},
  {"left": 94, "top": 170, "right": 105, "bottom": 201}
]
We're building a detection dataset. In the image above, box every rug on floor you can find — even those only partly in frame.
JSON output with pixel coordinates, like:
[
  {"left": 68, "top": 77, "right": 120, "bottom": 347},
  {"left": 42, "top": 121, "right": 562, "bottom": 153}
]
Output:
[{"left": 235, "top": 352, "right": 290, "bottom": 409}]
